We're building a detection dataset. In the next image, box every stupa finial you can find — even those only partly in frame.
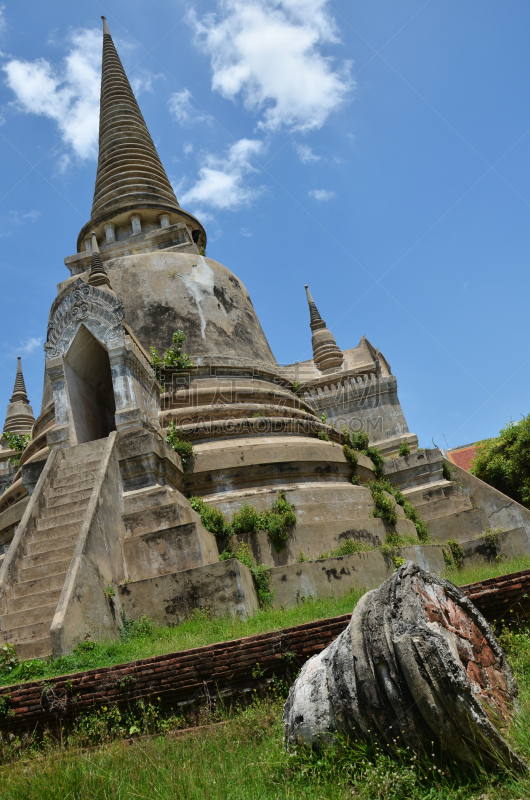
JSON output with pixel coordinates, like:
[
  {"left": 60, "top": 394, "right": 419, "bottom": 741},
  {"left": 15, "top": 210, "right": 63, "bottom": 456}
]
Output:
[
  {"left": 101, "top": 15, "right": 110, "bottom": 36},
  {"left": 10, "top": 356, "right": 29, "bottom": 405},
  {"left": 304, "top": 285, "right": 344, "bottom": 372}
]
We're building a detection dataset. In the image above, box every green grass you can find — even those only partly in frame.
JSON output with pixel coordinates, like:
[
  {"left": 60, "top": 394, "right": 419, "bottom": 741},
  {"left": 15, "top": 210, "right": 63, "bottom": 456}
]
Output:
[
  {"left": 5, "top": 555, "right": 530, "bottom": 689},
  {"left": 0, "top": 590, "right": 363, "bottom": 688},
  {"left": 450, "top": 554, "right": 530, "bottom": 587},
  {"left": 3, "top": 631, "right": 530, "bottom": 800},
  {"left": 3, "top": 573, "right": 530, "bottom": 796}
]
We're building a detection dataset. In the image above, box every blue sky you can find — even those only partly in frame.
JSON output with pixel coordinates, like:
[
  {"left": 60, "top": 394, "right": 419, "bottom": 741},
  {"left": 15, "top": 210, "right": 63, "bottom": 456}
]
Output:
[{"left": 0, "top": 0, "right": 529, "bottom": 449}]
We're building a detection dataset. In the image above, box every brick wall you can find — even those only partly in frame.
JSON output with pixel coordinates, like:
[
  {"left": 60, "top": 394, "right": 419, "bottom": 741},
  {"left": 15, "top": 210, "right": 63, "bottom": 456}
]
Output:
[
  {"left": 1, "top": 569, "right": 529, "bottom": 739},
  {"left": 461, "top": 568, "right": 530, "bottom": 623}
]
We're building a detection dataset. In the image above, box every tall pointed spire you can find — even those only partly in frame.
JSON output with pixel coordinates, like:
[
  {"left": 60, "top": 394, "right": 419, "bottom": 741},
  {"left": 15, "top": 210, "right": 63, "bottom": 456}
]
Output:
[
  {"left": 93, "top": 16, "right": 180, "bottom": 221},
  {"left": 3, "top": 357, "right": 34, "bottom": 434},
  {"left": 77, "top": 17, "right": 205, "bottom": 252},
  {"left": 304, "top": 285, "right": 344, "bottom": 372}
]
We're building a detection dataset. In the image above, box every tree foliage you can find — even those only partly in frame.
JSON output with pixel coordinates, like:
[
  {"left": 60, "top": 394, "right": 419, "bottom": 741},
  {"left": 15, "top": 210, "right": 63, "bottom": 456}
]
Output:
[{"left": 470, "top": 415, "right": 530, "bottom": 508}]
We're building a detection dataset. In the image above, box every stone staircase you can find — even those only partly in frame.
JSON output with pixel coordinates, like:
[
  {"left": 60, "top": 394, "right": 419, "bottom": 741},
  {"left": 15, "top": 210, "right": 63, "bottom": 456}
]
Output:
[{"left": 0, "top": 439, "right": 108, "bottom": 660}]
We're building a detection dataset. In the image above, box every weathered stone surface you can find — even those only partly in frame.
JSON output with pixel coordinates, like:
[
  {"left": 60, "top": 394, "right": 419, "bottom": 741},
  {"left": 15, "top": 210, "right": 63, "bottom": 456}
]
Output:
[
  {"left": 269, "top": 545, "right": 445, "bottom": 606},
  {"left": 118, "top": 558, "right": 258, "bottom": 625},
  {"left": 283, "top": 561, "right": 524, "bottom": 771}
]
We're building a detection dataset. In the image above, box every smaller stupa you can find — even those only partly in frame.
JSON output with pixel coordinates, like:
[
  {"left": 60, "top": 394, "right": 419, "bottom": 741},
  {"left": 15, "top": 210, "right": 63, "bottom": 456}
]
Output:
[
  {"left": 2, "top": 357, "right": 35, "bottom": 435},
  {"left": 304, "top": 285, "right": 344, "bottom": 372}
]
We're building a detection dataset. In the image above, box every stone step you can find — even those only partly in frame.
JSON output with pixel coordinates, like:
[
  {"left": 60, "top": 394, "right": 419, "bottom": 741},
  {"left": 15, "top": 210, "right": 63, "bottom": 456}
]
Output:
[
  {"left": 18, "top": 558, "right": 71, "bottom": 583},
  {"left": 31, "top": 520, "right": 81, "bottom": 543},
  {"left": 37, "top": 509, "right": 86, "bottom": 530},
  {"left": 412, "top": 496, "right": 474, "bottom": 521},
  {"left": 39, "top": 499, "right": 89, "bottom": 522},
  {"left": 427, "top": 507, "right": 489, "bottom": 543},
  {"left": 62, "top": 450, "right": 104, "bottom": 468},
  {"left": 7, "top": 587, "right": 62, "bottom": 614},
  {"left": 403, "top": 480, "right": 464, "bottom": 506},
  {"left": 19, "top": 545, "right": 74, "bottom": 570},
  {"left": 25, "top": 531, "right": 78, "bottom": 557},
  {"left": 0, "top": 601, "right": 58, "bottom": 632},
  {"left": 12, "top": 570, "right": 68, "bottom": 598},
  {"left": 14, "top": 636, "right": 52, "bottom": 660},
  {"left": 0, "top": 620, "right": 51, "bottom": 646},
  {"left": 46, "top": 488, "right": 93, "bottom": 510},
  {"left": 52, "top": 469, "right": 99, "bottom": 489},
  {"left": 62, "top": 439, "right": 108, "bottom": 460},
  {"left": 47, "top": 477, "right": 97, "bottom": 499}
]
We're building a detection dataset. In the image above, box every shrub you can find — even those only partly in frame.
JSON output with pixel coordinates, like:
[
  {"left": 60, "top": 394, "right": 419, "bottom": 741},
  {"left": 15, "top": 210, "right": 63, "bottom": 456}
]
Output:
[
  {"left": 165, "top": 421, "right": 194, "bottom": 469},
  {"left": 2, "top": 432, "right": 31, "bottom": 467},
  {"left": 192, "top": 493, "right": 296, "bottom": 552},
  {"left": 317, "top": 429, "right": 330, "bottom": 441},
  {"left": 470, "top": 414, "right": 530, "bottom": 508},
  {"left": 189, "top": 497, "right": 230, "bottom": 537},
  {"left": 231, "top": 503, "right": 263, "bottom": 535},
  {"left": 398, "top": 442, "right": 410, "bottom": 457}
]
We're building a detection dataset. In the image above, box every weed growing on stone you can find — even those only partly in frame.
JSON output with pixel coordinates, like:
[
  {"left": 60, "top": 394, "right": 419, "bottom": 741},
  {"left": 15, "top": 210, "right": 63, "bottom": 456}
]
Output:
[
  {"left": 189, "top": 496, "right": 231, "bottom": 537},
  {"left": 368, "top": 478, "right": 430, "bottom": 543},
  {"left": 165, "top": 421, "right": 194, "bottom": 469},
  {"left": 398, "top": 441, "right": 411, "bottom": 456},
  {"left": 191, "top": 492, "right": 296, "bottom": 552},
  {"left": 150, "top": 330, "right": 193, "bottom": 387},
  {"left": 318, "top": 539, "right": 373, "bottom": 559},
  {"left": 343, "top": 428, "right": 385, "bottom": 478},
  {"left": 445, "top": 539, "right": 464, "bottom": 569},
  {"left": 220, "top": 542, "right": 273, "bottom": 606}
]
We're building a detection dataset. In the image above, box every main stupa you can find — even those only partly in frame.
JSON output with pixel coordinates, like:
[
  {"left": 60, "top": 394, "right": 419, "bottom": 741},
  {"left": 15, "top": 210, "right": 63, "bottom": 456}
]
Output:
[{"left": 0, "top": 18, "right": 504, "bottom": 661}]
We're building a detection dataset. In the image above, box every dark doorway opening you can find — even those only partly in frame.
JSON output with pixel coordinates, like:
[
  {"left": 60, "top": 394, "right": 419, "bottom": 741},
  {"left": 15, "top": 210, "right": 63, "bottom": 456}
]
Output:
[{"left": 64, "top": 325, "right": 117, "bottom": 444}]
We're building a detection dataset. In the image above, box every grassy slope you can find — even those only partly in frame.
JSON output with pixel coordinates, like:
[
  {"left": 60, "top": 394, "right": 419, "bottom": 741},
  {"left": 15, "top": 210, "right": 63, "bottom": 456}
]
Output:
[
  {"left": 3, "top": 624, "right": 530, "bottom": 800},
  {"left": 0, "top": 589, "right": 363, "bottom": 687},
  {"left": 4, "top": 555, "right": 530, "bottom": 687}
]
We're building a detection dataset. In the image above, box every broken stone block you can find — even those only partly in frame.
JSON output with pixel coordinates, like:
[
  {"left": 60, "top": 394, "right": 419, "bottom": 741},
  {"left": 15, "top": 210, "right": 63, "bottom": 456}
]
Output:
[{"left": 283, "top": 561, "right": 525, "bottom": 772}]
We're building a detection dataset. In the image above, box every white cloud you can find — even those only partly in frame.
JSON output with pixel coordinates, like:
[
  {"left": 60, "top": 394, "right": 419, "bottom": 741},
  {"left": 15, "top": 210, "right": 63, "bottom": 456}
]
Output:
[
  {"left": 308, "top": 188, "right": 335, "bottom": 201},
  {"left": 9, "top": 210, "right": 40, "bottom": 224},
  {"left": 180, "top": 138, "right": 265, "bottom": 211},
  {"left": 183, "top": 143, "right": 194, "bottom": 155},
  {"left": 168, "top": 88, "right": 210, "bottom": 126},
  {"left": 295, "top": 143, "right": 320, "bottom": 163},
  {"left": 189, "top": 0, "right": 353, "bottom": 132},
  {"left": 18, "top": 337, "right": 42, "bottom": 356},
  {"left": 3, "top": 27, "right": 101, "bottom": 160},
  {"left": 130, "top": 69, "right": 163, "bottom": 96},
  {"left": 240, "top": 227, "right": 253, "bottom": 237},
  {"left": 0, "top": 5, "right": 6, "bottom": 35}
]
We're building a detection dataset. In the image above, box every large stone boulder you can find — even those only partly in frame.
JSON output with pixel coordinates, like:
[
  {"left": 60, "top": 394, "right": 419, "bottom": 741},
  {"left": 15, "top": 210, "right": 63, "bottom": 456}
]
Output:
[{"left": 283, "top": 561, "right": 525, "bottom": 771}]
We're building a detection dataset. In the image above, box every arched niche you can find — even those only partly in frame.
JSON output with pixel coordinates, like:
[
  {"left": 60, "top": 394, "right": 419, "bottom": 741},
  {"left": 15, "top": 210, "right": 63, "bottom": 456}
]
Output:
[{"left": 63, "top": 324, "right": 117, "bottom": 445}]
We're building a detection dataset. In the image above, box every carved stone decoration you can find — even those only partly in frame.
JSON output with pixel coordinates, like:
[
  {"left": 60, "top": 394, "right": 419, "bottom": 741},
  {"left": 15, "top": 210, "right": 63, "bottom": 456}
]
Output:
[
  {"left": 44, "top": 278, "right": 160, "bottom": 449},
  {"left": 44, "top": 279, "right": 125, "bottom": 361},
  {"left": 283, "top": 561, "right": 525, "bottom": 772}
]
